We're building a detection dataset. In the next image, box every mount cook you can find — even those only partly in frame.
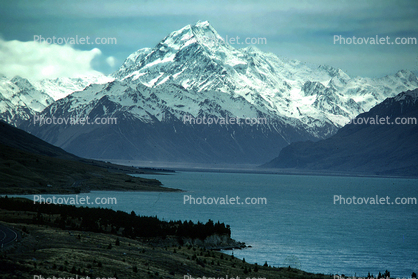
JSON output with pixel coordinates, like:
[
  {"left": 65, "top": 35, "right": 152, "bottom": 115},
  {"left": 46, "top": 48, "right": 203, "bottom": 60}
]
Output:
[{"left": 1, "top": 21, "right": 418, "bottom": 165}]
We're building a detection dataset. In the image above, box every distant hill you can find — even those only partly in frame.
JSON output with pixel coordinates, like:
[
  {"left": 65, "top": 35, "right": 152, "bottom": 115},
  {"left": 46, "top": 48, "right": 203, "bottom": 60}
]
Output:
[
  {"left": 0, "top": 120, "right": 79, "bottom": 161},
  {"left": 262, "top": 89, "right": 418, "bottom": 177},
  {"left": 0, "top": 120, "right": 179, "bottom": 194}
]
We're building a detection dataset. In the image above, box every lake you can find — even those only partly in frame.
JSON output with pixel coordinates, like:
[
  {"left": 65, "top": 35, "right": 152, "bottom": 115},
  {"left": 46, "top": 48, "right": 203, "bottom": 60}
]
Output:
[{"left": 14, "top": 171, "right": 418, "bottom": 278}]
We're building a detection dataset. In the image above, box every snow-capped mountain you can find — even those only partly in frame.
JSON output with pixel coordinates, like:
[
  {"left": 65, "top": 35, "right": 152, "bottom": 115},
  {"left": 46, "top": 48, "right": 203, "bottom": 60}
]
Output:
[
  {"left": 4, "top": 21, "right": 418, "bottom": 164},
  {"left": 21, "top": 78, "right": 324, "bottom": 163},
  {"left": 112, "top": 21, "right": 418, "bottom": 129},
  {"left": 0, "top": 74, "right": 114, "bottom": 125},
  {"left": 0, "top": 75, "right": 54, "bottom": 124},
  {"left": 32, "top": 75, "right": 115, "bottom": 101}
]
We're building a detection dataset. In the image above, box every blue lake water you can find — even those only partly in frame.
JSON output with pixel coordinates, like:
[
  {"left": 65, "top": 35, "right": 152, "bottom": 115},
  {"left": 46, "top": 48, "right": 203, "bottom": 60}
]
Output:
[{"left": 13, "top": 171, "right": 418, "bottom": 277}]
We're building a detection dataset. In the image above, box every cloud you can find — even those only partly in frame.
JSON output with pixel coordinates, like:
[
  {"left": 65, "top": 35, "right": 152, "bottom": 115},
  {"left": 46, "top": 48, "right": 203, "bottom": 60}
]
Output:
[
  {"left": 106, "top": 56, "right": 116, "bottom": 68},
  {"left": 0, "top": 38, "right": 105, "bottom": 80}
]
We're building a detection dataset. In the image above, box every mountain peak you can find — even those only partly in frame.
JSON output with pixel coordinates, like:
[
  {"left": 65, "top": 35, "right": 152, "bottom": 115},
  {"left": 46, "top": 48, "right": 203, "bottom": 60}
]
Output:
[
  {"left": 395, "top": 69, "right": 417, "bottom": 79},
  {"left": 194, "top": 20, "right": 211, "bottom": 28},
  {"left": 160, "top": 20, "right": 223, "bottom": 50},
  {"left": 111, "top": 21, "right": 232, "bottom": 81},
  {"left": 317, "top": 65, "right": 348, "bottom": 78},
  {"left": 390, "top": 70, "right": 418, "bottom": 87},
  {"left": 394, "top": 88, "right": 418, "bottom": 102},
  {"left": 10, "top": 75, "right": 35, "bottom": 91}
]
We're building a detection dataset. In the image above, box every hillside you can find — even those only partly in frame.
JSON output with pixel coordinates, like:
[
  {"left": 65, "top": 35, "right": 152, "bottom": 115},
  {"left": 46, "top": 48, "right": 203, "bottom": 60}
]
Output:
[
  {"left": 0, "top": 121, "right": 178, "bottom": 194},
  {"left": 262, "top": 89, "right": 418, "bottom": 177}
]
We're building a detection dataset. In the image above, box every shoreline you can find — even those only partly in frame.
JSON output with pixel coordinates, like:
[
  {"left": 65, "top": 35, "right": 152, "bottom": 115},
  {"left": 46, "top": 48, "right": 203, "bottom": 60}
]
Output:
[
  {"left": 0, "top": 204, "right": 334, "bottom": 279},
  {"left": 102, "top": 159, "right": 418, "bottom": 179}
]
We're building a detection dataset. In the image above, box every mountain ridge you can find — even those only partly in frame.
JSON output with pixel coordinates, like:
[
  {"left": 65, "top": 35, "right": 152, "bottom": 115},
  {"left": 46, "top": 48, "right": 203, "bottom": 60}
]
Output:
[
  {"left": 261, "top": 89, "right": 418, "bottom": 177},
  {"left": 1, "top": 21, "right": 418, "bottom": 164}
]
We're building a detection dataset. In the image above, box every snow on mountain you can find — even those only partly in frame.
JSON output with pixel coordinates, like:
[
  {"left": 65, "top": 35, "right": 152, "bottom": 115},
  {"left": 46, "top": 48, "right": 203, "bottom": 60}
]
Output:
[
  {"left": 0, "top": 76, "right": 54, "bottom": 124},
  {"left": 25, "top": 77, "right": 322, "bottom": 163},
  {"left": 112, "top": 21, "right": 418, "bottom": 129},
  {"left": 0, "top": 74, "right": 114, "bottom": 125},
  {"left": 3, "top": 21, "right": 418, "bottom": 164},
  {"left": 32, "top": 75, "right": 115, "bottom": 101}
]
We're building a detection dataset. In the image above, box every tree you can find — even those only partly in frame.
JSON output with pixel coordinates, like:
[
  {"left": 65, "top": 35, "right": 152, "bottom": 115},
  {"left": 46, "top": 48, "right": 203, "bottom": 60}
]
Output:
[{"left": 243, "top": 266, "right": 248, "bottom": 274}]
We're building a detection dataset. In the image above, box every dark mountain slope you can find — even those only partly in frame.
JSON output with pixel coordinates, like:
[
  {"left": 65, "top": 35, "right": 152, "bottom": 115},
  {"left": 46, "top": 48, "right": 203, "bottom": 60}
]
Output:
[
  {"left": 0, "top": 120, "right": 79, "bottom": 161},
  {"left": 262, "top": 89, "right": 418, "bottom": 177},
  {"left": 0, "top": 121, "right": 178, "bottom": 194}
]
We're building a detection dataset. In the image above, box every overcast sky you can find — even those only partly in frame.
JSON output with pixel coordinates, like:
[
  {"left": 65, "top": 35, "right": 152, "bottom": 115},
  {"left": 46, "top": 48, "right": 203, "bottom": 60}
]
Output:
[{"left": 0, "top": 0, "right": 417, "bottom": 80}]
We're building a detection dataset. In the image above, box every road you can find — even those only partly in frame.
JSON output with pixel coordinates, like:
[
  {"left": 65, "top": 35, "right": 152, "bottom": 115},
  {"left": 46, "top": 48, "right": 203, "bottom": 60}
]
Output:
[{"left": 0, "top": 222, "right": 19, "bottom": 249}]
